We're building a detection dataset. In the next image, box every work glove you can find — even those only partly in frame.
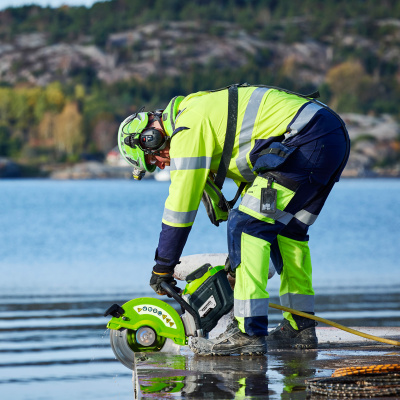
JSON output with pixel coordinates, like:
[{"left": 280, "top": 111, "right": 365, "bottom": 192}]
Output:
[
  {"left": 150, "top": 271, "right": 177, "bottom": 296},
  {"left": 224, "top": 257, "right": 236, "bottom": 278}
]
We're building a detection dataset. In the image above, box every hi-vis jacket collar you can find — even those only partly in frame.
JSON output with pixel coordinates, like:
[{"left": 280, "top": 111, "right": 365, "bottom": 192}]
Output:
[{"left": 162, "top": 96, "right": 185, "bottom": 136}]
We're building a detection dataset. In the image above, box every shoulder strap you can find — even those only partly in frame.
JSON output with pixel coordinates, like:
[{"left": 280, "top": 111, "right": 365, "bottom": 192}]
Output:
[{"left": 214, "top": 84, "right": 238, "bottom": 190}]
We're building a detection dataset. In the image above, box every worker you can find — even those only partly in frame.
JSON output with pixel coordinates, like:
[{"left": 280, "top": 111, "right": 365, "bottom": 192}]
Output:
[{"left": 117, "top": 83, "right": 350, "bottom": 356}]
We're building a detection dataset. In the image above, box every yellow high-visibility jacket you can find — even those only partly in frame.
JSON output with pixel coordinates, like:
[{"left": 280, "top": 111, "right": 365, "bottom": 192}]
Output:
[{"left": 154, "top": 86, "right": 324, "bottom": 273}]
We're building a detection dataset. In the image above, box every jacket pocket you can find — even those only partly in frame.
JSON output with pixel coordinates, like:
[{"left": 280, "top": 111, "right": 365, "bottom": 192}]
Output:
[{"left": 252, "top": 142, "right": 296, "bottom": 173}]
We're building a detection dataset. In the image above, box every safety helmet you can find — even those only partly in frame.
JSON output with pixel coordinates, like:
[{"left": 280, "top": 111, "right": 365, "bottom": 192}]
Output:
[
  {"left": 118, "top": 96, "right": 185, "bottom": 180},
  {"left": 117, "top": 108, "right": 168, "bottom": 180}
]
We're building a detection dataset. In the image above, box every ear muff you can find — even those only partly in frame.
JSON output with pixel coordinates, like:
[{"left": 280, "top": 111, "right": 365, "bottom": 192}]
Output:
[
  {"left": 140, "top": 128, "right": 167, "bottom": 151},
  {"left": 124, "top": 133, "right": 141, "bottom": 149}
]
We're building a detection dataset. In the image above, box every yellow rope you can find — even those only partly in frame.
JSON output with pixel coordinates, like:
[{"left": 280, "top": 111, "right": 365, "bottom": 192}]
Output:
[
  {"left": 269, "top": 302, "right": 400, "bottom": 346},
  {"left": 332, "top": 364, "right": 400, "bottom": 377}
]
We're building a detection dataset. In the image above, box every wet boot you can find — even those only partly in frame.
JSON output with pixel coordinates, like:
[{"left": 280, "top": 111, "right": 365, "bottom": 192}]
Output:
[
  {"left": 267, "top": 317, "right": 318, "bottom": 349},
  {"left": 189, "top": 321, "right": 267, "bottom": 356}
]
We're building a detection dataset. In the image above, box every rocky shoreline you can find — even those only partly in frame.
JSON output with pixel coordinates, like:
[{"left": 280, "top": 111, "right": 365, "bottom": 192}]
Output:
[
  {"left": 2, "top": 111, "right": 399, "bottom": 180},
  {"left": 1, "top": 159, "right": 399, "bottom": 180}
]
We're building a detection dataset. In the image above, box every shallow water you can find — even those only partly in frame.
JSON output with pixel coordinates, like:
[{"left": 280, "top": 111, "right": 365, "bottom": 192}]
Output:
[{"left": 0, "top": 178, "right": 399, "bottom": 399}]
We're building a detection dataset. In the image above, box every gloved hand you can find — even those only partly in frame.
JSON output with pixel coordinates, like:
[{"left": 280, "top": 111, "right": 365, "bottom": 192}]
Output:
[
  {"left": 224, "top": 257, "right": 236, "bottom": 278},
  {"left": 150, "top": 271, "right": 177, "bottom": 296}
]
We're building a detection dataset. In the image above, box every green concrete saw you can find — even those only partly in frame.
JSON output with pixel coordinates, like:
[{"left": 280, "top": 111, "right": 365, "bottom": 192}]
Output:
[{"left": 104, "top": 264, "right": 234, "bottom": 370}]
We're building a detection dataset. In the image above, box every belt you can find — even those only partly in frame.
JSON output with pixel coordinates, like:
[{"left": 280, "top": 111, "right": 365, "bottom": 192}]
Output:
[{"left": 260, "top": 171, "right": 300, "bottom": 192}]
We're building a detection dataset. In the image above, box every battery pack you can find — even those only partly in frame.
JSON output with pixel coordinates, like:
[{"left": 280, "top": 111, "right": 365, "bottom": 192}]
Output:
[{"left": 184, "top": 265, "right": 233, "bottom": 334}]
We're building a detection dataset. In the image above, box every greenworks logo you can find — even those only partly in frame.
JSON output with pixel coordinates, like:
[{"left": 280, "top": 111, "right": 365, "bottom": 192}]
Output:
[{"left": 134, "top": 305, "right": 176, "bottom": 329}]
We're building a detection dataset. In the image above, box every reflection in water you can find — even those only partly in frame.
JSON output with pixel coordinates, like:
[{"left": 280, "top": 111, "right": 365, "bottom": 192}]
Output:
[
  {"left": 135, "top": 351, "right": 272, "bottom": 399},
  {"left": 269, "top": 350, "right": 318, "bottom": 400},
  {"left": 134, "top": 350, "right": 326, "bottom": 399},
  {"left": 187, "top": 354, "right": 271, "bottom": 399}
]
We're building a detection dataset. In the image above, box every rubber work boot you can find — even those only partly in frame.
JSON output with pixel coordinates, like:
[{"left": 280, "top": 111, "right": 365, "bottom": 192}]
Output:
[
  {"left": 267, "top": 318, "right": 318, "bottom": 349},
  {"left": 189, "top": 321, "right": 267, "bottom": 356}
]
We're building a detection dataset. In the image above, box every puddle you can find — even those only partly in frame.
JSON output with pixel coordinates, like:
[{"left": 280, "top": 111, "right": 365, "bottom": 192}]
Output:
[
  {"left": 134, "top": 349, "right": 318, "bottom": 399},
  {"left": 132, "top": 346, "right": 400, "bottom": 399}
]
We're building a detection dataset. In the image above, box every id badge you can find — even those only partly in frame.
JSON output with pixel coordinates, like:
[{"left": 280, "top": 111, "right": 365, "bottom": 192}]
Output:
[{"left": 260, "top": 187, "right": 277, "bottom": 214}]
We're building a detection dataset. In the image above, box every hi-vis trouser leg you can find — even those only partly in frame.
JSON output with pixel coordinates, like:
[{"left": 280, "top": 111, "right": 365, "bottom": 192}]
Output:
[
  {"left": 276, "top": 234, "right": 314, "bottom": 329},
  {"left": 228, "top": 128, "right": 350, "bottom": 335},
  {"left": 233, "top": 231, "right": 271, "bottom": 336},
  {"left": 228, "top": 202, "right": 316, "bottom": 334},
  {"left": 273, "top": 179, "right": 339, "bottom": 329},
  {"left": 228, "top": 176, "right": 298, "bottom": 336},
  {"left": 228, "top": 177, "right": 320, "bottom": 335}
]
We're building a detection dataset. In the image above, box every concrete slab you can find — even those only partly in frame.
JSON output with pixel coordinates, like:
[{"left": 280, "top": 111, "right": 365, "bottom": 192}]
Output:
[{"left": 131, "top": 327, "right": 400, "bottom": 399}]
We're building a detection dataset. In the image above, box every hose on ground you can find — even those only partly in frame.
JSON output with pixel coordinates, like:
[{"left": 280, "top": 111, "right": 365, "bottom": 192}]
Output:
[
  {"left": 269, "top": 302, "right": 400, "bottom": 346},
  {"left": 332, "top": 364, "right": 400, "bottom": 377},
  {"left": 306, "top": 373, "right": 400, "bottom": 397},
  {"left": 268, "top": 303, "right": 400, "bottom": 397}
]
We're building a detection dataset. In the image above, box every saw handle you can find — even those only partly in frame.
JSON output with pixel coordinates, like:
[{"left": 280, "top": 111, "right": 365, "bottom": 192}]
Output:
[{"left": 160, "top": 281, "right": 204, "bottom": 337}]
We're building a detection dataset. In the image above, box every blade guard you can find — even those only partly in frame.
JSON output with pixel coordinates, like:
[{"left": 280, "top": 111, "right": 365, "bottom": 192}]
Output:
[{"left": 106, "top": 297, "right": 186, "bottom": 347}]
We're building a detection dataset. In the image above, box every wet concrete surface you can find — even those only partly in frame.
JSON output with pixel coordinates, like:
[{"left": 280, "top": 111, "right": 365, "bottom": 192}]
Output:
[{"left": 132, "top": 327, "right": 400, "bottom": 399}]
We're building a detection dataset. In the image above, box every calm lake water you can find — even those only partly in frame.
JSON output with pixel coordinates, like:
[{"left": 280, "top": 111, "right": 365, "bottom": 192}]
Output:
[{"left": 1, "top": 178, "right": 399, "bottom": 399}]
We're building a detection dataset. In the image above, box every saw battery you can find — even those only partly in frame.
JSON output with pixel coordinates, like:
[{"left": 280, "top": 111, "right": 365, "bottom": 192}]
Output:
[{"left": 182, "top": 264, "right": 233, "bottom": 334}]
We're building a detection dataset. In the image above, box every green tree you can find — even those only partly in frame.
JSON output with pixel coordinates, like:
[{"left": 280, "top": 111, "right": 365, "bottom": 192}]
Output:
[
  {"left": 45, "top": 82, "right": 65, "bottom": 112},
  {"left": 53, "top": 102, "right": 84, "bottom": 159},
  {"left": 326, "top": 61, "right": 374, "bottom": 112}
]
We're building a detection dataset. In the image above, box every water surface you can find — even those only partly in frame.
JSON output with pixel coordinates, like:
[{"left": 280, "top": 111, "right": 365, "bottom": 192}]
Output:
[{"left": 1, "top": 178, "right": 399, "bottom": 399}]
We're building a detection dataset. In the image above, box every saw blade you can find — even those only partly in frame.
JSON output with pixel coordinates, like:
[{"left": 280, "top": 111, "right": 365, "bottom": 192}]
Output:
[
  {"left": 110, "top": 329, "right": 137, "bottom": 370},
  {"left": 110, "top": 328, "right": 181, "bottom": 370}
]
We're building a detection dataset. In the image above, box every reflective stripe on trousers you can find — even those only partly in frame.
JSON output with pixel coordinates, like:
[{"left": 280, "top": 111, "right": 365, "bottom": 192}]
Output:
[
  {"left": 234, "top": 298, "right": 270, "bottom": 318},
  {"left": 240, "top": 192, "right": 318, "bottom": 226},
  {"left": 280, "top": 293, "right": 314, "bottom": 311}
]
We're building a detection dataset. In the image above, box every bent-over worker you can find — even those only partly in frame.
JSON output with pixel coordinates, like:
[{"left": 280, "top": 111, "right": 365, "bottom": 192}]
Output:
[{"left": 117, "top": 83, "right": 350, "bottom": 356}]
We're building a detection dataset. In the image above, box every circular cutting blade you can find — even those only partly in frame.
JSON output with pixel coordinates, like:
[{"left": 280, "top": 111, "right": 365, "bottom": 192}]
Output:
[
  {"left": 110, "top": 329, "right": 137, "bottom": 370},
  {"left": 110, "top": 328, "right": 180, "bottom": 370}
]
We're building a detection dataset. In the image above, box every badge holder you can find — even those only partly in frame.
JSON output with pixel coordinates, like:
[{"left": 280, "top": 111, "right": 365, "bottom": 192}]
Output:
[{"left": 260, "top": 179, "right": 277, "bottom": 214}]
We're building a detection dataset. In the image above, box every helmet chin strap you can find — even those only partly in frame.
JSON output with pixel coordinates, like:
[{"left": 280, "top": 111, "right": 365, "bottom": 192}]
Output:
[{"left": 149, "top": 110, "right": 163, "bottom": 126}]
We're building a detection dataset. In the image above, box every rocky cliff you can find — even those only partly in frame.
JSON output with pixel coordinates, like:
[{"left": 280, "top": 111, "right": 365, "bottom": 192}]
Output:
[
  {"left": 1, "top": 16, "right": 400, "bottom": 177},
  {"left": 1, "top": 22, "right": 335, "bottom": 87}
]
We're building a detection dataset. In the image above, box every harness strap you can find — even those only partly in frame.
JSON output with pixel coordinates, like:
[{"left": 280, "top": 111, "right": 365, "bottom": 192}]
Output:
[
  {"left": 214, "top": 84, "right": 238, "bottom": 190},
  {"left": 261, "top": 171, "right": 300, "bottom": 192},
  {"left": 227, "top": 182, "right": 247, "bottom": 209},
  {"left": 213, "top": 84, "right": 246, "bottom": 209}
]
